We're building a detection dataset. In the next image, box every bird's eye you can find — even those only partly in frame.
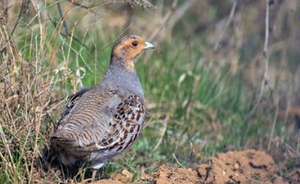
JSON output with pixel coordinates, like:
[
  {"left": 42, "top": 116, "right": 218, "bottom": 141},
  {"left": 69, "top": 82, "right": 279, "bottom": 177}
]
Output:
[{"left": 132, "top": 41, "right": 138, "bottom": 47}]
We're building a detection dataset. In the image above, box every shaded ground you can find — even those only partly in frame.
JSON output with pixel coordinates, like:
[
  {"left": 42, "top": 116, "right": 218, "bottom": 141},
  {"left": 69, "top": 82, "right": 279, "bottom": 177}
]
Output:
[{"left": 91, "top": 149, "right": 299, "bottom": 184}]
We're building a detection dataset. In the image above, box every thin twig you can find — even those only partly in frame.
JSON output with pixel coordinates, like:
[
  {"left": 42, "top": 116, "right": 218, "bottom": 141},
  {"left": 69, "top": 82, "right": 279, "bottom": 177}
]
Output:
[
  {"left": 152, "top": 116, "right": 169, "bottom": 153},
  {"left": 213, "top": 0, "right": 238, "bottom": 51},
  {"left": 167, "top": 0, "right": 198, "bottom": 34},
  {"left": 68, "top": 0, "right": 123, "bottom": 9},
  {"left": 56, "top": 0, "right": 69, "bottom": 36},
  {"left": 47, "top": 14, "right": 93, "bottom": 53},
  {"left": 268, "top": 97, "right": 278, "bottom": 150},
  {"left": 66, "top": 0, "right": 123, "bottom": 14},
  {"left": 0, "top": 76, "right": 24, "bottom": 95},
  {"left": 172, "top": 153, "right": 185, "bottom": 168},
  {"left": 149, "top": 0, "right": 179, "bottom": 42},
  {"left": 98, "top": 22, "right": 133, "bottom": 53},
  {"left": 297, "top": 130, "right": 300, "bottom": 156},
  {"left": 244, "top": 0, "right": 270, "bottom": 119},
  {"left": 11, "top": 0, "right": 30, "bottom": 35},
  {"left": 0, "top": 0, "right": 8, "bottom": 26},
  {"left": 57, "top": 0, "right": 93, "bottom": 52}
]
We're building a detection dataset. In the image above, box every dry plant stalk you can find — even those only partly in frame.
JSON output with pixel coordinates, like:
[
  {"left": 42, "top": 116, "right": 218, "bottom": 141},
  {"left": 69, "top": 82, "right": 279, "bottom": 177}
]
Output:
[
  {"left": 124, "top": 0, "right": 156, "bottom": 9},
  {"left": 244, "top": 0, "right": 271, "bottom": 119},
  {"left": 0, "top": 0, "right": 8, "bottom": 25},
  {"left": 0, "top": 26, "right": 55, "bottom": 182},
  {"left": 67, "top": 0, "right": 156, "bottom": 10},
  {"left": 0, "top": 1, "right": 76, "bottom": 183}
]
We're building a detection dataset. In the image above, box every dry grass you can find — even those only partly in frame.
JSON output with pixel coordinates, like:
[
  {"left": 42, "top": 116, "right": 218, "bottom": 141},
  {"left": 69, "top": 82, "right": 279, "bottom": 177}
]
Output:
[
  {"left": 0, "top": 0, "right": 157, "bottom": 182},
  {"left": 0, "top": 14, "right": 69, "bottom": 184}
]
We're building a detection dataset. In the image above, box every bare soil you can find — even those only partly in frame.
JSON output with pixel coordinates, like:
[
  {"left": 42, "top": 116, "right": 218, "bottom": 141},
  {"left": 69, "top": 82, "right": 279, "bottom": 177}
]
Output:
[{"left": 90, "top": 149, "right": 298, "bottom": 184}]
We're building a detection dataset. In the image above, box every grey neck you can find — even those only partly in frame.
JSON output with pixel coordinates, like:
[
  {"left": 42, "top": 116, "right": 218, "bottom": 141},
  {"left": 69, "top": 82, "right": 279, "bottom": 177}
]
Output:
[{"left": 100, "top": 59, "right": 144, "bottom": 97}]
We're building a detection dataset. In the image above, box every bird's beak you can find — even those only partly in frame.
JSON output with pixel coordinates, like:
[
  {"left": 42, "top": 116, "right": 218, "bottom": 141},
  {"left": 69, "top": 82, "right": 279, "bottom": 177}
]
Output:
[{"left": 144, "top": 42, "right": 155, "bottom": 50}]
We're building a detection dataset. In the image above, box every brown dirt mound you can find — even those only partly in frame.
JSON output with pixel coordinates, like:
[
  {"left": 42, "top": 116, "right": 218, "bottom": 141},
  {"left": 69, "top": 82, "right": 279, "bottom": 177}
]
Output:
[
  {"left": 197, "top": 149, "right": 284, "bottom": 184},
  {"left": 92, "top": 149, "right": 288, "bottom": 184}
]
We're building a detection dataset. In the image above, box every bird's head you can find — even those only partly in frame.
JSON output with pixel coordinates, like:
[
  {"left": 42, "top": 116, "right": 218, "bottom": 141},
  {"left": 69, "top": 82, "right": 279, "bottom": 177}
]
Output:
[{"left": 111, "top": 35, "right": 154, "bottom": 70}]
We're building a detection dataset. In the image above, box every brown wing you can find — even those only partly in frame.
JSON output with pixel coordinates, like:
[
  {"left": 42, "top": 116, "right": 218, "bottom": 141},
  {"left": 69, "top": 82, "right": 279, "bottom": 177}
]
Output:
[
  {"left": 57, "top": 88, "right": 90, "bottom": 125},
  {"left": 51, "top": 88, "right": 90, "bottom": 146},
  {"left": 51, "top": 89, "right": 145, "bottom": 154},
  {"left": 79, "top": 95, "right": 145, "bottom": 153}
]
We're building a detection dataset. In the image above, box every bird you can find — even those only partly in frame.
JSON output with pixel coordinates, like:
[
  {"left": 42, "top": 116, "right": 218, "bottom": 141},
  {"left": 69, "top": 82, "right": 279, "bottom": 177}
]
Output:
[{"left": 50, "top": 35, "right": 154, "bottom": 180}]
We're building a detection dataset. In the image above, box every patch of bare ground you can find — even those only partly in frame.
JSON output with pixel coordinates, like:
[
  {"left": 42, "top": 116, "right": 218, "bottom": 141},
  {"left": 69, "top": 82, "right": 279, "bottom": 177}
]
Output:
[
  {"left": 196, "top": 149, "right": 284, "bottom": 184},
  {"left": 90, "top": 149, "right": 295, "bottom": 184}
]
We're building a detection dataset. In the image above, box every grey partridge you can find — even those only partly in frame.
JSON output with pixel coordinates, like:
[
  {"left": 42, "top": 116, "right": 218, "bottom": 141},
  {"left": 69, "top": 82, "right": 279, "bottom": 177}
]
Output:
[{"left": 50, "top": 35, "right": 154, "bottom": 179}]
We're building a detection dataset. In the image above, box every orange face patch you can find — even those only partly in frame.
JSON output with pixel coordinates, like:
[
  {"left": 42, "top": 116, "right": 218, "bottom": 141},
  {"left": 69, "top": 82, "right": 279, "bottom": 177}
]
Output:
[
  {"left": 122, "top": 43, "right": 133, "bottom": 49},
  {"left": 112, "top": 36, "right": 147, "bottom": 70}
]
